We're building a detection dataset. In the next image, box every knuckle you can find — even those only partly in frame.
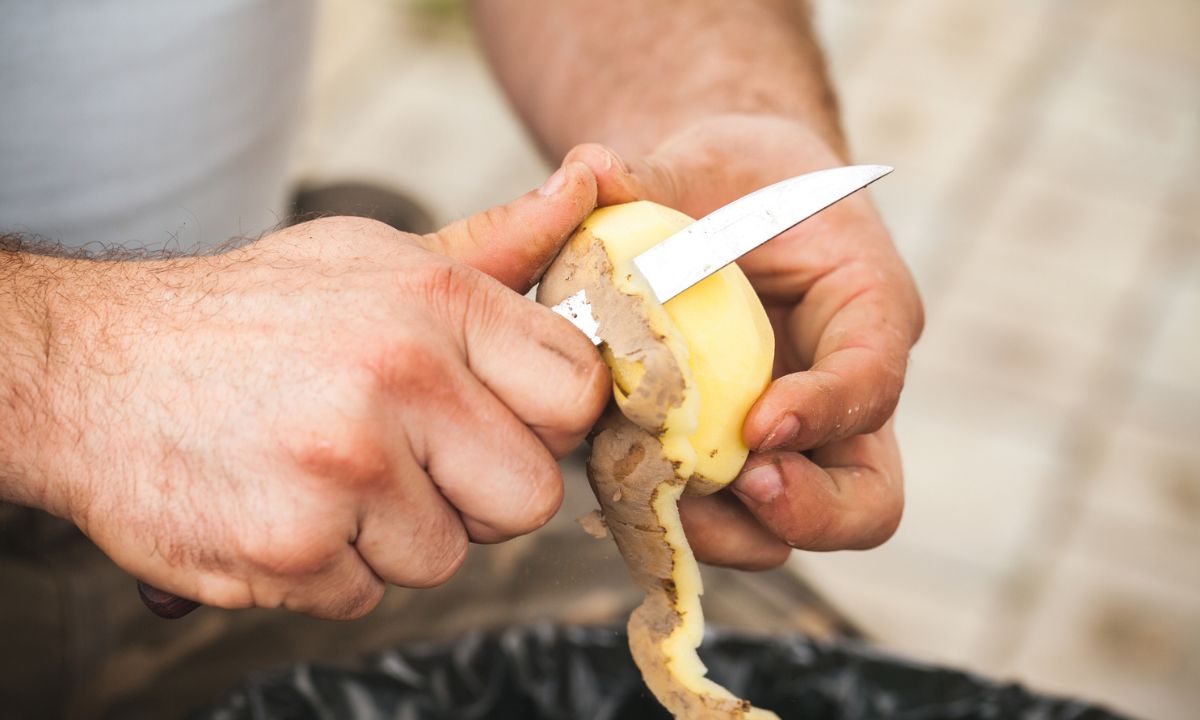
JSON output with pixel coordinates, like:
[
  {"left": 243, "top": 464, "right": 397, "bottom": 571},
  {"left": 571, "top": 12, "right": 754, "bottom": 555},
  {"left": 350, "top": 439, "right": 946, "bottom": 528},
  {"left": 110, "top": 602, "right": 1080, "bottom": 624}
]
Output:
[
  {"left": 415, "top": 260, "right": 465, "bottom": 310},
  {"left": 469, "top": 205, "right": 512, "bottom": 242},
  {"left": 277, "top": 216, "right": 400, "bottom": 256},
  {"left": 828, "top": 360, "right": 906, "bottom": 441},
  {"left": 857, "top": 480, "right": 904, "bottom": 550},
  {"left": 362, "top": 331, "right": 448, "bottom": 397},
  {"left": 860, "top": 361, "right": 906, "bottom": 436},
  {"left": 782, "top": 523, "right": 827, "bottom": 551},
  {"left": 882, "top": 352, "right": 909, "bottom": 403},
  {"left": 779, "top": 505, "right": 837, "bottom": 550},
  {"left": 320, "top": 215, "right": 399, "bottom": 243},
  {"left": 195, "top": 579, "right": 256, "bottom": 610},
  {"left": 573, "top": 352, "right": 612, "bottom": 425},
  {"left": 329, "top": 581, "right": 386, "bottom": 620},
  {"left": 412, "top": 260, "right": 494, "bottom": 330},
  {"left": 855, "top": 517, "right": 900, "bottom": 550},
  {"left": 479, "top": 460, "right": 564, "bottom": 538},
  {"left": 348, "top": 215, "right": 399, "bottom": 237},
  {"left": 290, "top": 421, "right": 389, "bottom": 490},
  {"left": 522, "top": 308, "right": 612, "bottom": 428},
  {"left": 409, "top": 526, "right": 469, "bottom": 588},
  {"left": 516, "top": 464, "right": 565, "bottom": 533},
  {"left": 910, "top": 288, "right": 927, "bottom": 342},
  {"left": 544, "top": 348, "right": 610, "bottom": 436},
  {"left": 246, "top": 529, "right": 339, "bottom": 579}
]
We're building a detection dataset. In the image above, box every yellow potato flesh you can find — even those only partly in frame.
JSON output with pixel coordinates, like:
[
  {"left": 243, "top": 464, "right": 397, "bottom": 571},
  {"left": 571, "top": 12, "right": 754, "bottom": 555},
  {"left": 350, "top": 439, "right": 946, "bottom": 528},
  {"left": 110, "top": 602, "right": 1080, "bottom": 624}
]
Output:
[
  {"left": 576, "top": 201, "right": 780, "bottom": 718},
  {"left": 588, "top": 201, "right": 775, "bottom": 489}
]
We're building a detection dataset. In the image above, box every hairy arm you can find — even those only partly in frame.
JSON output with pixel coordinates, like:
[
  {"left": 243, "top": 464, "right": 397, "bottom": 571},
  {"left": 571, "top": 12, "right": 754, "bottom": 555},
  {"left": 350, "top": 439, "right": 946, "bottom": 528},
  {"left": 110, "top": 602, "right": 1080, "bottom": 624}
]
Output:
[
  {"left": 0, "top": 167, "right": 611, "bottom": 618},
  {"left": 0, "top": 238, "right": 78, "bottom": 517},
  {"left": 473, "top": 0, "right": 846, "bottom": 158},
  {"left": 0, "top": 238, "right": 153, "bottom": 521}
]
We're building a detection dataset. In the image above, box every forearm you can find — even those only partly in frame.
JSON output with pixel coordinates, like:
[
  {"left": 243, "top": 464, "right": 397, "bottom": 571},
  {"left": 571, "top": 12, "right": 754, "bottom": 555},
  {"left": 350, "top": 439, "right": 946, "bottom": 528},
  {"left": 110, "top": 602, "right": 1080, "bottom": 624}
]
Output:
[
  {"left": 0, "top": 238, "right": 116, "bottom": 518},
  {"left": 1, "top": 238, "right": 62, "bottom": 512},
  {"left": 474, "top": 0, "right": 845, "bottom": 159}
]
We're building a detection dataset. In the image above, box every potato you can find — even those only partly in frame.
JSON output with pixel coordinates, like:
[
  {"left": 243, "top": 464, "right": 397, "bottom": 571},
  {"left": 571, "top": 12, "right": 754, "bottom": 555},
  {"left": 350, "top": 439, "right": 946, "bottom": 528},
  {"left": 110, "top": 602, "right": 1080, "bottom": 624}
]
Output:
[{"left": 538, "top": 201, "right": 777, "bottom": 720}]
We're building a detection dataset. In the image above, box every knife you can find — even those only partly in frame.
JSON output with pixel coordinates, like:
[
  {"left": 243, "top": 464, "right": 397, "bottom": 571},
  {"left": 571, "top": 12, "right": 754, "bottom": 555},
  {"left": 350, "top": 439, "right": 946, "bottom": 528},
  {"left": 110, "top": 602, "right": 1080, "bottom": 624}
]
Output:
[
  {"left": 550, "top": 164, "right": 892, "bottom": 345},
  {"left": 136, "top": 163, "right": 891, "bottom": 619}
]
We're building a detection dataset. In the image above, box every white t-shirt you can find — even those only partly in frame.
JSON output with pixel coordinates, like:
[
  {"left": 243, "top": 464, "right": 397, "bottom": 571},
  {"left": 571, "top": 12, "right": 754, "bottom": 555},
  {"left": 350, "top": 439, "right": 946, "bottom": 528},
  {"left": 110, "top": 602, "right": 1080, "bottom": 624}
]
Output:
[{"left": 0, "top": 0, "right": 315, "bottom": 253}]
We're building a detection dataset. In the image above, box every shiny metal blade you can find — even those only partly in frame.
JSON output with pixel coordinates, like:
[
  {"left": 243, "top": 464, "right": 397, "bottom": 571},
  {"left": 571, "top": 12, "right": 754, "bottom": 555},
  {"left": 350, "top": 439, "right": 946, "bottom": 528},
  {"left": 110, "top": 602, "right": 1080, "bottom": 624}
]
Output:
[
  {"left": 632, "top": 164, "right": 892, "bottom": 304},
  {"left": 551, "top": 289, "right": 603, "bottom": 345}
]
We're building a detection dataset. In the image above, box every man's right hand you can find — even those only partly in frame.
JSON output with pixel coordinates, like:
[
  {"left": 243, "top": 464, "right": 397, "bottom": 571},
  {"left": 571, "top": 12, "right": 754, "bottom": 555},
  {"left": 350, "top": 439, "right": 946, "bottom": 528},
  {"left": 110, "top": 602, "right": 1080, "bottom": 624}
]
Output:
[{"left": 9, "top": 162, "right": 608, "bottom": 619}]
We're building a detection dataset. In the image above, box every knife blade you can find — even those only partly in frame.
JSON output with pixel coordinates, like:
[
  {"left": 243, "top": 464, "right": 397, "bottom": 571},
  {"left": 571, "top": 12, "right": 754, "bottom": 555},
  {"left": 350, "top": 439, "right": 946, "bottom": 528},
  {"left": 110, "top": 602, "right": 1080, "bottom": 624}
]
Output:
[{"left": 550, "top": 164, "right": 892, "bottom": 345}]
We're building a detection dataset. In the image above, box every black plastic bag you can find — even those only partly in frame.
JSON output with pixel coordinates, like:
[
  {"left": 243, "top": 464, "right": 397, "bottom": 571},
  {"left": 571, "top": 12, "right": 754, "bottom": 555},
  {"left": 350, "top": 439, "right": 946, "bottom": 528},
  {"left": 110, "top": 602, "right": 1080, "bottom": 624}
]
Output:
[{"left": 193, "top": 624, "right": 1130, "bottom": 720}]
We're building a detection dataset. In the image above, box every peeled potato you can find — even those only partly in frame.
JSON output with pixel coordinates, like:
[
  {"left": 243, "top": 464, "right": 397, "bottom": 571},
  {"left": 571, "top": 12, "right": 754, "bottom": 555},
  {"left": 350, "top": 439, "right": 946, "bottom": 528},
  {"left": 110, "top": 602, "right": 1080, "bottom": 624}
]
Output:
[{"left": 537, "top": 201, "right": 777, "bottom": 720}]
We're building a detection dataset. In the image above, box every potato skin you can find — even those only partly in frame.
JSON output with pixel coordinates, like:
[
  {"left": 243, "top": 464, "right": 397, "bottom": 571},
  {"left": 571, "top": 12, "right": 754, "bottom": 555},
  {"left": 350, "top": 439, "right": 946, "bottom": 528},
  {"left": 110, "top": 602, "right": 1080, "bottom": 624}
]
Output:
[
  {"left": 589, "top": 409, "right": 769, "bottom": 719},
  {"left": 540, "top": 204, "right": 779, "bottom": 720},
  {"left": 535, "top": 219, "right": 687, "bottom": 433}
]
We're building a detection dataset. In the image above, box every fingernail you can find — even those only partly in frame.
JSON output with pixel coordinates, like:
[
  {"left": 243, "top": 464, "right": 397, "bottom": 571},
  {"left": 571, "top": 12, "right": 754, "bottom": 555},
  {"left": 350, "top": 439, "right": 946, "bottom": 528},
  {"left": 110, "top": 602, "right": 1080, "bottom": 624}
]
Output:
[
  {"left": 538, "top": 167, "right": 567, "bottom": 196},
  {"left": 733, "top": 464, "right": 783, "bottom": 505},
  {"left": 760, "top": 414, "right": 801, "bottom": 450}
]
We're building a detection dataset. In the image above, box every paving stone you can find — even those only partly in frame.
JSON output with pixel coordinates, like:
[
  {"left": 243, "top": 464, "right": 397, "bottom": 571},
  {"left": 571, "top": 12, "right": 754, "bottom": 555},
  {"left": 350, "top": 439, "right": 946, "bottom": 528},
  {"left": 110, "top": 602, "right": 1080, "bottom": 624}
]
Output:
[
  {"left": 793, "top": 545, "right": 1000, "bottom": 671},
  {"left": 1006, "top": 550, "right": 1200, "bottom": 720},
  {"left": 1085, "top": 418, "right": 1200, "bottom": 540}
]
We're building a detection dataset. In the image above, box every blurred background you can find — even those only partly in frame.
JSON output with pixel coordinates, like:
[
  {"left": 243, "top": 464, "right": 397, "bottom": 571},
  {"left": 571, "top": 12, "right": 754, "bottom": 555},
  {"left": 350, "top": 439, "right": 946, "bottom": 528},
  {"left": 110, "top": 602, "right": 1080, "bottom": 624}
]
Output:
[{"left": 295, "top": 1, "right": 1199, "bottom": 718}]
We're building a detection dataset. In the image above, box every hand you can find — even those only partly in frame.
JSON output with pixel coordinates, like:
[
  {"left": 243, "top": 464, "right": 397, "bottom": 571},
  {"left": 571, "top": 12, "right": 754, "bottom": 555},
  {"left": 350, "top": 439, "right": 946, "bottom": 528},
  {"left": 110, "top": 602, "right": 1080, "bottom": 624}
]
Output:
[
  {"left": 566, "top": 115, "right": 924, "bottom": 569},
  {"left": 30, "top": 163, "right": 609, "bottom": 618}
]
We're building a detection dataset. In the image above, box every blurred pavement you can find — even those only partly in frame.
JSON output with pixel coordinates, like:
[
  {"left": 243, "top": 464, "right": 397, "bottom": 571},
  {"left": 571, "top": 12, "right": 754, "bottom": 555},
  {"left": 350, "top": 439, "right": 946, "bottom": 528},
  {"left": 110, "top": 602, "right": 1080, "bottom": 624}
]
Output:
[{"left": 299, "top": 1, "right": 1200, "bottom": 718}]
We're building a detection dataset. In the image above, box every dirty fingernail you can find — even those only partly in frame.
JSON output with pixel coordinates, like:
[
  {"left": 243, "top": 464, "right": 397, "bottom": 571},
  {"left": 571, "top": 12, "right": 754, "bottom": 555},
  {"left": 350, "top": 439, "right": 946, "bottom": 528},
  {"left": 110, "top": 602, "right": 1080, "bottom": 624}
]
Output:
[
  {"left": 733, "top": 464, "right": 783, "bottom": 505},
  {"left": 538, "top": 167, "right": 567, "bottom": 197},
  {"left": 759, "top": 414, "right": 801, "bottom": 450}
]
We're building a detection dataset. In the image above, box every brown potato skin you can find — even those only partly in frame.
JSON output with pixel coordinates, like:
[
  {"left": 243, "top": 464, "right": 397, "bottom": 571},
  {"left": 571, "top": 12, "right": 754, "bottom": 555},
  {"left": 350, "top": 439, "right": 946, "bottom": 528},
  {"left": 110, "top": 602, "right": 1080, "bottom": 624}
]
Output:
[
  {"left": 535, "top": 222, "right": 686, "bottom": 433},
  {"left": 539, "top": 212, "right": 774, "bottom": 719},
  {"left": 589, "top": 408, "right": 758, "bottom": 719}
]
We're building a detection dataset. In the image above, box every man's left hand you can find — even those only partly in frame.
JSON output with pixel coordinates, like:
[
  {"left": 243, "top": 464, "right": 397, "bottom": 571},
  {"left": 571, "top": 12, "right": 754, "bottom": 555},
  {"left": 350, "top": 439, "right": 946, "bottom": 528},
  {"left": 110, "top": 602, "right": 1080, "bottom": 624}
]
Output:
[{"left": 565, "top": 114, "right": 925, "bottom": 569}]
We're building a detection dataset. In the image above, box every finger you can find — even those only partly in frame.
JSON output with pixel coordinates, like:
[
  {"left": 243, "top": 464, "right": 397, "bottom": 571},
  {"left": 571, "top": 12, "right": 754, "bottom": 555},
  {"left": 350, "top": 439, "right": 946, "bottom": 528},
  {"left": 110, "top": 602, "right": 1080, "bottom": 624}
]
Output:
[
  {"left": 468, "top": 296, "right": 610, "bottom": 457},
  {"left": 240, "top": 500, "right": 388, "bottom": 619},
  {"left": 745, "top": 259, "right": 923, "bottom": 452},
  {"left": 565, "top": 139, "right": 777, "bottom": 219},
  {"left": 564, "top": 143, "right": 682, "bottom": 209},
  {"left": 426, "top": 261, "right": 610, "bottom": 457},
  {"left": 125, "top": 567, "right": 250, "bottom": 615},
  {"left": 95, "top": 502, "right": 386, "bottom": 620},
  {"left": 730, "top": 421, "right": 904, "bottom": 551},
  {"left": 354, "top": 446, "right": 470, "bottom": 589},
  {"left": 276, "top": 547, "right": 387, "bottom": 620},
  {"left": 421, "top": 161, "right": 596, "bottom": 292},
  {"left": 193, "top": 523, "right": 387, "bottom": 619},
  {"left": 398, "top": 343, "right": 566, "bottom": 542},
  {"left": 678, "top": 492, "right": 792, "bottom": 571}
]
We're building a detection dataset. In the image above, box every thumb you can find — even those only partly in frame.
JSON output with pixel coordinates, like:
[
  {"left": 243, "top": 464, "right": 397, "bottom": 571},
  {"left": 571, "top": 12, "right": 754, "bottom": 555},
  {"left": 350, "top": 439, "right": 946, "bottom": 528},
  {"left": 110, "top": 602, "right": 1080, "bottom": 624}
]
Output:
[
  {"left": 421, "top": 161, "right": 597, "bottom": 293},
  {"left": 563, "top": 143, "right": 683, "bottom": 210}
]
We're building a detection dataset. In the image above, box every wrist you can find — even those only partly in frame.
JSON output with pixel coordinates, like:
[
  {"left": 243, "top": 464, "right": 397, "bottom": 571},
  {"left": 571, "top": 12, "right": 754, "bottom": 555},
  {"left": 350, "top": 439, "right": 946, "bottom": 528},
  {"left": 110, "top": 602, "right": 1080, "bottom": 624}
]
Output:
[
  {"left": 0, "top": 252, "right": 65, "bottom": 515},
  {"left": 482, "top": 1, "right": 848, "bottom": 157},
  {"left": 0, "top": 251, "right": 136, "bottom": 522}
]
